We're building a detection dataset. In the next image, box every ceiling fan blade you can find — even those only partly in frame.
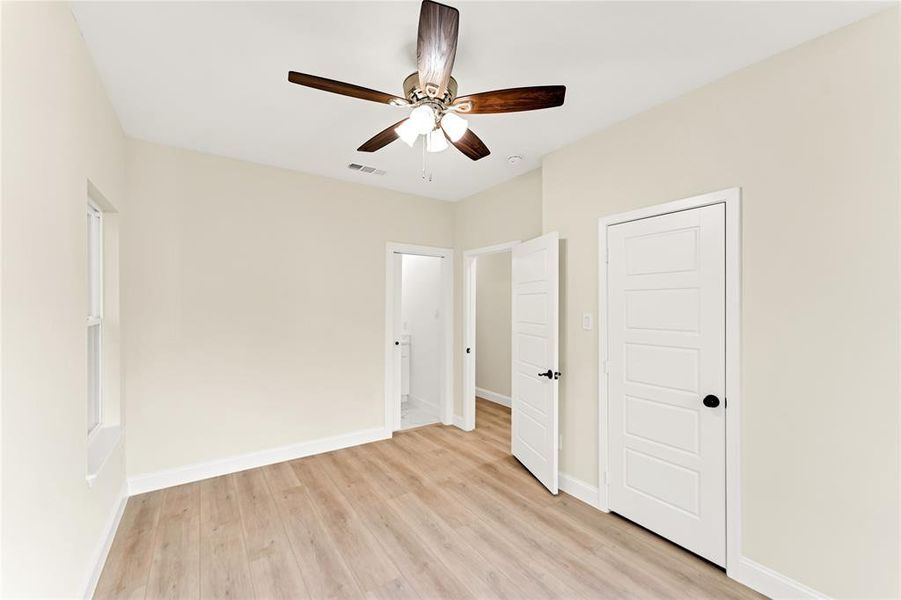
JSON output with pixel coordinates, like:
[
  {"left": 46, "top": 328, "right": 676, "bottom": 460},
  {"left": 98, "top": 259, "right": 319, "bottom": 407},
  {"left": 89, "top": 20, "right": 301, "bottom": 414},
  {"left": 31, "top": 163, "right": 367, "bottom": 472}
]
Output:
[
  {"left": 358, "top": 119, "right": 408, "bottom": 152},
  {"left": 288, "top": 72, "right": 407, "bottom": 106},
  {"left": 445, "top": 127, "right": 490, "bottom": 161},
  {"left": 417, "top": 0, "right": 459, "bottom": 98},
  {"left": 452, "top": 86, "right": 566, "bottom": 114}
]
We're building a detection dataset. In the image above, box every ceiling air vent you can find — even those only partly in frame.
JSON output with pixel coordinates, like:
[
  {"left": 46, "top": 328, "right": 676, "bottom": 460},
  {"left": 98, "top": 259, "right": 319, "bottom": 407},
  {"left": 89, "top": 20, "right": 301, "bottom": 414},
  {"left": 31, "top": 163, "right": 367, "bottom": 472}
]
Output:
[{"left": 348, "top": 163, "right": 386, "bottom": 176}]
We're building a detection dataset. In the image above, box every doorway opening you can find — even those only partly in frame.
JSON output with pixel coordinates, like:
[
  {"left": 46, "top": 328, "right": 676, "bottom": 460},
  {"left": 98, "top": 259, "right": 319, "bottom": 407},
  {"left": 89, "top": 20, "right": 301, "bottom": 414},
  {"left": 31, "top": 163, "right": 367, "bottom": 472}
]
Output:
[
  {"left": 462, "top": 241, "right": 520, "bottom": 432},
  {"left": 474, "top": 249, "right": 513, "bottom": 435},
  {"left": 463, "top": 233, "right": 560, "bottom": 494},
  {"left": 385, "top": 243, "right": 454, "bottom": 432},
  {"left": 471, "top": 250, "right": 515, "bottom": 469},
  {"left": 400, "top": 254, "right": 443, "bottom": 428}
]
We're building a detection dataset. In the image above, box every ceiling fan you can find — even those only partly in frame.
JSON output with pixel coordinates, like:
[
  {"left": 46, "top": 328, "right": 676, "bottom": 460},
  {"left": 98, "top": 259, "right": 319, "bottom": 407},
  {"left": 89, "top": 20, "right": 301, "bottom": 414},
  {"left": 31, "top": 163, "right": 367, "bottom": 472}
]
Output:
[{"left": 287, "top": 0, "right": 565, "bottom": 162}]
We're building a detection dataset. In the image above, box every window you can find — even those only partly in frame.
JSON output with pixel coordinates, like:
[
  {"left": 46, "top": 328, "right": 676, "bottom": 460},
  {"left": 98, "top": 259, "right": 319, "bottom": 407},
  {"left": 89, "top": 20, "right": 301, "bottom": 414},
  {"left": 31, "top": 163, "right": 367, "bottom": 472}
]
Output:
[
  {"left": 85, "top": 186, "right": 123, "bottom": 485},
  {"left": 87, "top": 203, "right": 103, "bottom": 436}
]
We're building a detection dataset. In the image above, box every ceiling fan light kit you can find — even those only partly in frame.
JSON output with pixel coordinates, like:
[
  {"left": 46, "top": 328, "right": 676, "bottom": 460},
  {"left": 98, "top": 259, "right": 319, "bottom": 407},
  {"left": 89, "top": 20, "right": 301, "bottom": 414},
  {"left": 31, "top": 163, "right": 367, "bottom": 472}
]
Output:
[
  {"left": 426, "top": 128, "right": 449, "bottom": 153},
  {"left": 395, "top": 120, "right": 420, "bottom": 148},
  {"left": 409, "top": 104, "right": 438, "bottom": 136},
  {"left": 440, "top": 112, "right": 468, "bottom": 142},
  {"left": 287, "top": 0, "right": 566, "bottom": 175}
]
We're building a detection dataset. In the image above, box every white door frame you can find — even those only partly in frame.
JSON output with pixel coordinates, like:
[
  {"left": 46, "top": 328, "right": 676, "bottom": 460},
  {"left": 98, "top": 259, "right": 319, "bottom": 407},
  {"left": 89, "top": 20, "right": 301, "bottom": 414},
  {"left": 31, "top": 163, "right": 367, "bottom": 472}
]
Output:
[
  {"left": 461, "top": 241, "right": 521, "bottom": 431},
  {"left": 385, "top": 242, "right": 455, "bottom": 433},
  {"left": 597, "top": 187, "right": 742, "bottom": 575}
]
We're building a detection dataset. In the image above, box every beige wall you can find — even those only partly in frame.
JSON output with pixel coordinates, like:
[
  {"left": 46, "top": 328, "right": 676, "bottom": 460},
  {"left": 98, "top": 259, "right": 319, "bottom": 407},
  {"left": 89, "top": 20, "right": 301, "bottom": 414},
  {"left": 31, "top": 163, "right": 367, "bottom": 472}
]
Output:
[
  {"left": 542, "top": 10, "right": 899, "bottom": 598},
  {"left": 2, "top": 4, "right": 897, "bottom": 598},
  {"left": 122, "top": 140, "right": 454, "bottom": 477},
  {"left": 452, "top": 169, "right": 543, "bottom": 416},
  {"left": 475, "top": 252, "right": 511, "bottom": 398},
  {"left": 1, "top": 2, "right": 127, "bottom": 596}
]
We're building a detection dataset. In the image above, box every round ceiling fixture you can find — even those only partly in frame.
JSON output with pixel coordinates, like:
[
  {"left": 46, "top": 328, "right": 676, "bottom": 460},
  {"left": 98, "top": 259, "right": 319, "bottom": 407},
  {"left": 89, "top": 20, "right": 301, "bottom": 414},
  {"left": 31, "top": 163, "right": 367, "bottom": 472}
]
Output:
[{"left": 507, "top": 155, "right": 523, "bottom": 165}]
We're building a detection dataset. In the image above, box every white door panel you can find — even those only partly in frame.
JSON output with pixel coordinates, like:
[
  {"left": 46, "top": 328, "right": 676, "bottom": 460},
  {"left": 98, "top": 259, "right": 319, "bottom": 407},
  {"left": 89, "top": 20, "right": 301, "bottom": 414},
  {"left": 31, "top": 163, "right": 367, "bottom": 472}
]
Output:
[
  {"left": 607, "top": 204, "right": 726, "bottom": 566},
  {"left": 511, "top": 232, "right": 559, "bottom": 494}
]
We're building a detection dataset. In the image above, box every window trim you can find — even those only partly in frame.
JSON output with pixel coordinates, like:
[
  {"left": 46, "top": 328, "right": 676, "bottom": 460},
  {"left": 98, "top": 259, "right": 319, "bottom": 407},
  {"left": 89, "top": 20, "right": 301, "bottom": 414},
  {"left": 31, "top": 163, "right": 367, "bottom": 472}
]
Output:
[{"left": 87, "top": 201, "right": 103, "bottom": 438}]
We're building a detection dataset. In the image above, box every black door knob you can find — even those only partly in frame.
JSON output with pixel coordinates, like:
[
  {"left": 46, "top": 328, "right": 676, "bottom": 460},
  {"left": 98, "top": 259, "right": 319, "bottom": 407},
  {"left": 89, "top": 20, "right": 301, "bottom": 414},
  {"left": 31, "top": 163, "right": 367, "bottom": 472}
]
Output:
[
  {"left": 538, "top": 369, "right": 553, "bottom": 379},
  {"left": 703, "top": 394, "right": 720, "bottom": 408}
]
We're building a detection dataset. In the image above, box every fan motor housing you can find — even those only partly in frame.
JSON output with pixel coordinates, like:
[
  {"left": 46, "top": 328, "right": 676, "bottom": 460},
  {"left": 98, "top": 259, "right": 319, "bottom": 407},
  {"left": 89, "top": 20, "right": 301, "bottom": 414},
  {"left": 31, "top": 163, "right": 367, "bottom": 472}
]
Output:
[{"left": 403, "top": 72, "right": 458, "bottom": 105}]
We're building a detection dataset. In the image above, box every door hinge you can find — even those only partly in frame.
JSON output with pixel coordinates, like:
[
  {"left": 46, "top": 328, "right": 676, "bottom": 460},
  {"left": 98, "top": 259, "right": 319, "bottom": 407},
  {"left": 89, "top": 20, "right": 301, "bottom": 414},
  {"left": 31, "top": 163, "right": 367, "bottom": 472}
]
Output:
[{"left": 603, "top": 470, "right": 608, "bottom": 485}]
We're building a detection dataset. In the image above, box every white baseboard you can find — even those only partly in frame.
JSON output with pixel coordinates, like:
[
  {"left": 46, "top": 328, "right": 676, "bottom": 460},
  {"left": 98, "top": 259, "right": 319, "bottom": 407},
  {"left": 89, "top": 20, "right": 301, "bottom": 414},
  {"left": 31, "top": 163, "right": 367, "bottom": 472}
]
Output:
[
  {"left": 128, "top": 427, "right": 390, "bottom": 496},
  {"left": 83, "top": 480, "right": 128, "bottom": 599},
  {"left": 408, "top": 394, "right": 439, "bottom": 412},
  {"left": 476, "top": 387, "right": 511, "bottom": 408},
  {"left": 551, "top": 475, "right": 823, "bottom": 599},
  {"left": 733, "top": 557, "right": 827, "bottom": 599},
  {"left": 558, "top": 472, "right": 602, "bottom": 510},
  {"left": 452, "top": 414, "right": 466, "bottom": 430}
]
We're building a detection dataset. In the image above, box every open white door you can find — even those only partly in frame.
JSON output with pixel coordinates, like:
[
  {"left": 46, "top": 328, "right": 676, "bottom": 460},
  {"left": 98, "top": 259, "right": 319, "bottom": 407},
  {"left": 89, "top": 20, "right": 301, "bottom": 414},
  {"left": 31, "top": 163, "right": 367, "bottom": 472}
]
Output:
[{"left": 511, "top": 232, "right": 559, "bottom": 494}]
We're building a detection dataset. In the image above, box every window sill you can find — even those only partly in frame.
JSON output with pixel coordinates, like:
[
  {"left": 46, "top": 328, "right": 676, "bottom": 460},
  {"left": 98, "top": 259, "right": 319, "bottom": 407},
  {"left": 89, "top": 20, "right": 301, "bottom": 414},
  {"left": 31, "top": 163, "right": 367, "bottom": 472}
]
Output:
[{"left": 86, "top": 425, "right": 122, "bottom": 487}]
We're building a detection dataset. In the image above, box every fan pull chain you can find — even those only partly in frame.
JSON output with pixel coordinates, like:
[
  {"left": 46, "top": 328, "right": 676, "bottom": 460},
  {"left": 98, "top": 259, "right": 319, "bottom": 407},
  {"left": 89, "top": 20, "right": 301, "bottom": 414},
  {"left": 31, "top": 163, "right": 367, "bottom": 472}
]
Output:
[{"left": 421, "top": 136, "right": 432, "bottom": 182}]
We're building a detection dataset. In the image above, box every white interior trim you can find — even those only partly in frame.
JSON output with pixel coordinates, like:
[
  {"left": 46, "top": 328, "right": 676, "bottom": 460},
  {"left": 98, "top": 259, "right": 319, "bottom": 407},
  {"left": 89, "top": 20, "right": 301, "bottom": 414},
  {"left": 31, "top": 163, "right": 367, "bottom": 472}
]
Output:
[
  {"left": 597, "top": 188, "right": 743, "bottom": 574},
  {"left": 86, "top": 425, "right": 122, "bottom": 487},
  {"left": 385, "top": 242, "right": 454, "bottom": 432},
  {"left": 128, "top": 426, "right": 389, "bottom": 496},
  {"left": 475, "top": 387, "right": 511, "bottom": 408},
  {"left": 558, "top": 472, "right": 601, "bottom": 510},
  {"left": 82, "top": 480, "right": 128, "bottom": 599},
  {"left": 407, "top": 394, "right": 439, "bottom": 411},
  {"left": 462, "top": 240, "right": 520, "bottom": 431},
  {"left": 734, "top": 558, "right": 827, "bottom": 599}
]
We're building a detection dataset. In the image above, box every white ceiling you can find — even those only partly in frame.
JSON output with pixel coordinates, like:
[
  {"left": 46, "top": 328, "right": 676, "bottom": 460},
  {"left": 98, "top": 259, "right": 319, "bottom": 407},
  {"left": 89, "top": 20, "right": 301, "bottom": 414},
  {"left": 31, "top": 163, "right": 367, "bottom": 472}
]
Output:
[{"left": 72, "top": 1, "right": 889, "bottom": 201}]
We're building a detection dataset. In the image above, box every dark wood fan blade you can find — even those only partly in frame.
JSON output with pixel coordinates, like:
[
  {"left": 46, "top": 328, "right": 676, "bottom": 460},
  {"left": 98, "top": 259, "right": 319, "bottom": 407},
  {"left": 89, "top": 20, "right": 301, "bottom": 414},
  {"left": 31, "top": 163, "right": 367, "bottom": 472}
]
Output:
[
  {"left": 445, "top": 127, "right": 490, "bottom": 161},
  {"left": 358, "top": 119, "right": 408, "bottom": 152},
  {"left": 452, "top": 86, "right": 566, "bottom": 114},
  {"left": 288, "top": 72, "right": 407, "bottom": 106},
  {"left": 417, "top": 0, "right": 459, "bottom": 98}
]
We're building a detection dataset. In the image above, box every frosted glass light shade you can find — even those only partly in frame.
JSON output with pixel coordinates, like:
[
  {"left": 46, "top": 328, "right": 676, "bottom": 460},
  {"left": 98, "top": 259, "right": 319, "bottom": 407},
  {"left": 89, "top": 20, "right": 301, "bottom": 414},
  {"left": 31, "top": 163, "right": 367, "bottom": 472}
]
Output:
[
  {"left": 409, "top": 105, "right": 437, "bottom": 135},
  {"left": 440, "top": 112, "right": 468, "bottom": 142},
  {"left": 395, "top": 120, "right": 419, "bottom": 147},
  {"left": 426, "top": 128, "right": 448, "bottom": 153}
]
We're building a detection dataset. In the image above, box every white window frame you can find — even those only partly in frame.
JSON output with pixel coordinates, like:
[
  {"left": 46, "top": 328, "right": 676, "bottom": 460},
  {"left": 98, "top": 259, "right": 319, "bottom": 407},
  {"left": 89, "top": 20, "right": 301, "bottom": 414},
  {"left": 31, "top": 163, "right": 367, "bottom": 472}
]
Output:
[{"left": 87, "top": 201, "right": 103, "bottom": 438}]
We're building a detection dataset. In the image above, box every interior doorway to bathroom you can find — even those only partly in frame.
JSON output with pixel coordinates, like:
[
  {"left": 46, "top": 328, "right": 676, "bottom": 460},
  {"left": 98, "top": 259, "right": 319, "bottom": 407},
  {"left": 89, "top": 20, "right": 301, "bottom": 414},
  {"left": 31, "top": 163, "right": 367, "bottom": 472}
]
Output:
[
  {"left": 385, "top": 243, "right": 454, "bottom": 432},
  {"left": 400, "top": 253, "right": 443, "bottom": 428}
]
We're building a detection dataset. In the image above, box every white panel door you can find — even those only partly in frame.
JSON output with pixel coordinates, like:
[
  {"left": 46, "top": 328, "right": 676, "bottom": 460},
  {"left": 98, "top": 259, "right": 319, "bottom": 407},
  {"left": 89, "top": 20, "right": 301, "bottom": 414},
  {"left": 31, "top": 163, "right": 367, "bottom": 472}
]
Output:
[
  {"left": 607, "top": 204, "right": 726, "bottom": 565},
  {"left": 511, "top": 232, "right": 559, "bottom": 494}
]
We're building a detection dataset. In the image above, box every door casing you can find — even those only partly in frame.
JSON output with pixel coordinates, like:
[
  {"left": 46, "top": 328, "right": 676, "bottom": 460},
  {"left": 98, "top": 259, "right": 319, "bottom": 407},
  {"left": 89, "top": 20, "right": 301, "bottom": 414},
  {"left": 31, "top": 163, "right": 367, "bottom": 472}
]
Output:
[{"left": 597, "top": 187, "right": 742, "bottom": 576}]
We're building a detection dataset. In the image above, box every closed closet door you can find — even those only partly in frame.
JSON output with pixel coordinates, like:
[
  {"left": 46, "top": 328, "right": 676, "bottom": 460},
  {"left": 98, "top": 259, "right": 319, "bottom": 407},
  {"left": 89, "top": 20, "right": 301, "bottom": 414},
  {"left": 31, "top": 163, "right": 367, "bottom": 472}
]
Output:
[{"left": 606, "top": 204, "right": 726, "bottom": 566}]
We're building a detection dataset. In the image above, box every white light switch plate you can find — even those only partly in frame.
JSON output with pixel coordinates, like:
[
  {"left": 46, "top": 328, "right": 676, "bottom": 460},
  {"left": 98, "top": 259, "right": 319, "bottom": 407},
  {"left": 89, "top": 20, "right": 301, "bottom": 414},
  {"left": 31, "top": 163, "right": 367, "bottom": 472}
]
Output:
[{"left": 582, "top": 313, "right": 593, "bottom": 331}]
